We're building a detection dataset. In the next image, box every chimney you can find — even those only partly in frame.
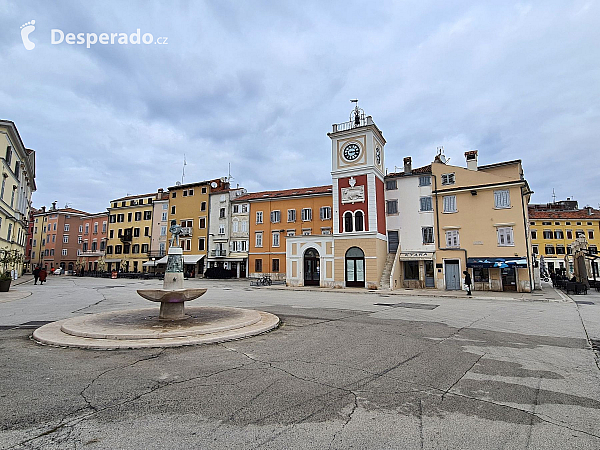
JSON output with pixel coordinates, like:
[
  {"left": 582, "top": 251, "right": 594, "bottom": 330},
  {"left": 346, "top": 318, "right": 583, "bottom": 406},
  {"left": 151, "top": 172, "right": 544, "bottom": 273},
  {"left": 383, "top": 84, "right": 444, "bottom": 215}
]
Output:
[
  {"left": 403, "top": 157, "right": 412, "bottom": 175},
  {"left": 587, "top": 206, "right": 592, "bottom": 216},
  {"left": 41, "top": 206, "right": 46, "bottom": 213},
  {"left": 51, "top": 201, "right": 57, "bottom": 211},
  {"left": 465, "top": 150, "right": 478, "bottom": 171}
]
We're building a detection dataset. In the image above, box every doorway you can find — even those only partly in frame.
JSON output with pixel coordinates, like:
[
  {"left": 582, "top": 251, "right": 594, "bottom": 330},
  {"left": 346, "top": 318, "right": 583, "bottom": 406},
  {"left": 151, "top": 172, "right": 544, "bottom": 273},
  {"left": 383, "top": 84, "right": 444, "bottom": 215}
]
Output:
[
  {"left": 303, "top": 248, "right": 320, "bottom": 286},
  {"left": 444, "top": 260, "right": 460, "bottom": 290},
  {"left": 425, "top": 261, "right": 435, "bottom": 287},
  {"left": 502, "top": 267, "right": 517, "bottom": 291},
  {"left": 388, "top": 231, "right": 399, "bottom": 253},
  {"left": 345, "top": 247, "right": 365, "bottom": 287}
]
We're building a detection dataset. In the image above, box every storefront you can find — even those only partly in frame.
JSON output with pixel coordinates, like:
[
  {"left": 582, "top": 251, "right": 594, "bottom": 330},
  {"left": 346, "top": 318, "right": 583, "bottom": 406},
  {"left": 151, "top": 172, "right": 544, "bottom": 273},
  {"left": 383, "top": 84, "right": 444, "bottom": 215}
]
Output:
[
  {"left": 395, "top": 252, "right": 436, "bottom": 289},
  {"left": 467, "top": 257, "right": 529, "bottom": 292}
]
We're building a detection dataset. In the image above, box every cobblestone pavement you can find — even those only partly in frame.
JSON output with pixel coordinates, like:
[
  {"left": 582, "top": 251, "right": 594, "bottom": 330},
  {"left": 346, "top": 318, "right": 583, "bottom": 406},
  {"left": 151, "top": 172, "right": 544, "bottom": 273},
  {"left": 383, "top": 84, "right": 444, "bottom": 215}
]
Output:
[{"left": 0, "top": 277, "right": 599, "bottom": 449}]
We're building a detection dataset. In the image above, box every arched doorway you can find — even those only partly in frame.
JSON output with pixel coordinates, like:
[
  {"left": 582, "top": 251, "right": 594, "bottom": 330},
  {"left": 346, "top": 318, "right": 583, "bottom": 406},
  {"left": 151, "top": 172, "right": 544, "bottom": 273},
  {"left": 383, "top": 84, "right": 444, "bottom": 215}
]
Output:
[
  {"left": 346, "top": 247, "right": 365, "bottom": 287},
  {"left": 303, "top": 248, "right": 320, "bottom": 286}
]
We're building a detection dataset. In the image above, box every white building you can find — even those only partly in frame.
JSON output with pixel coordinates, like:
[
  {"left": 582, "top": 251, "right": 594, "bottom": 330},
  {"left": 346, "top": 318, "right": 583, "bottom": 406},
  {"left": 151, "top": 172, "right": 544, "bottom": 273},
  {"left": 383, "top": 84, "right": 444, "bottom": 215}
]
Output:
[
  {"left": 146, "top": 188, "right": 169, "bottom": 272},
  {"left": 384, "top": 157, "right": 436, "bottom": 289},
  {"left": 206, "top": 186, "right": 248, "bottom": 277},
  {"left": 230, "top": 194, "right": 250, "bottom": 277}
]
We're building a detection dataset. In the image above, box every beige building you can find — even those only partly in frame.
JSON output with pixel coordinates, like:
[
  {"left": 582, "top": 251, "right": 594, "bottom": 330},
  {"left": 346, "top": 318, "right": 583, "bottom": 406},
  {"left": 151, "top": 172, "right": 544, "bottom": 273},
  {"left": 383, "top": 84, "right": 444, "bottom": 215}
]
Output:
[
  {"left": 432, "top": 150, "right": 533, "bottom": 292},
  {"left": 0, "top": 120, "right": 36, "bottom": 277}
]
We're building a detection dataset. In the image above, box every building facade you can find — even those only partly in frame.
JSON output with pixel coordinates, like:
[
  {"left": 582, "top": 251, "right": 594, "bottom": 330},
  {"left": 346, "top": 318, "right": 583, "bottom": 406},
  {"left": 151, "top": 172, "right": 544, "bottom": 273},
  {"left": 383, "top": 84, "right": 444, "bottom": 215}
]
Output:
[
  {"left": 147, "top": 189, "right": 169, "bottom": 272},
  {"left": 385, "top": 159, "right": 436, "bottom": 289},
  {"left": 206, "top": 187, "right": 248, "bottom": 277},
  {"left": 78, "top": 212, "right": 109, "bottom": 272},
  {"left": 432, "top": 150, "right": 533, "bottom": 292},
  {"left": 0, "top": 120, "right": 36, "bottom": 277},
  {"left": 240, "top": 185, "right": 333, "bottom": 281},
  {"left": 106, "top": 192, "right": 158, "bottom": 272}
]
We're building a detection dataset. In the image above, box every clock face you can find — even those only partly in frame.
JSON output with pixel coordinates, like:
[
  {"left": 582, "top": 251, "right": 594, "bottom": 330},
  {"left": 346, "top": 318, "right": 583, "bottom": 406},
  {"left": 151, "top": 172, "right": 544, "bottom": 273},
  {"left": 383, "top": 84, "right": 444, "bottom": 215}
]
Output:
[
  {"left": 343, "top": 143, "right": 361, "bottom": 161},
  {"left": 376, "top": 147, "right": 381, "bottom": 165}
]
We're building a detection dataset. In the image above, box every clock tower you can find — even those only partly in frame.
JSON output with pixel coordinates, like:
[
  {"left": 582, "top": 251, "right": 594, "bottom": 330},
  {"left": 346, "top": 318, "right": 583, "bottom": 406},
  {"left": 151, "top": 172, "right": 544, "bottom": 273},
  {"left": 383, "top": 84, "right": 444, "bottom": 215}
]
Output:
[{"left": 328, "top": 103, "right": 387, "bottom": 288}]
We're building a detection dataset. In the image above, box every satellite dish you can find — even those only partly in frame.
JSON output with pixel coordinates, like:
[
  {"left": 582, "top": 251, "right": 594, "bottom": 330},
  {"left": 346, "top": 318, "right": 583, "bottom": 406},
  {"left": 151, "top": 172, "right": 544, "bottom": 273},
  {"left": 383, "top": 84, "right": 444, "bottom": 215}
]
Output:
[
  {"left": 439, "top": 154, "right": 446, "bottom": 164},
  {"left": 211, "top": 181, "right": 218, "bottom": 188},
  {"left": 175, "top": 181, "right": 181, "bottom": 186}
]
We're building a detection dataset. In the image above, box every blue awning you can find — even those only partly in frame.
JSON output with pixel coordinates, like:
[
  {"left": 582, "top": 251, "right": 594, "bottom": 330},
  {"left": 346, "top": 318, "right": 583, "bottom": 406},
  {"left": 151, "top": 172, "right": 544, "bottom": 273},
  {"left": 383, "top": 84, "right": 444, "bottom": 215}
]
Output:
[{"left": 467, "top": 257, "right": 528, "bottom": 268}]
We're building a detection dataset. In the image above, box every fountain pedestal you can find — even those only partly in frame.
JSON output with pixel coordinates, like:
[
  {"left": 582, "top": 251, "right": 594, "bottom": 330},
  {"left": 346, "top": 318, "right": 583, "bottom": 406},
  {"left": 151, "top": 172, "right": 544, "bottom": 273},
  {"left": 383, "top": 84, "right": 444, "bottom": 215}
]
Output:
[{"left": 137, "top": 246, "right": 206, "bottom": 320}]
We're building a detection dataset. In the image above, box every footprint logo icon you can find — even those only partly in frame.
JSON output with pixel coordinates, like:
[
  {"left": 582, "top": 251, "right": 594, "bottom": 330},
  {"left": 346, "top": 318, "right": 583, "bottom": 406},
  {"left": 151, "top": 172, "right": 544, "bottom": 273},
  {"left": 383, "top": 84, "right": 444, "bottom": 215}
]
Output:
[{"left": 20, "top": 20, "right": 36, "bottom": 50}]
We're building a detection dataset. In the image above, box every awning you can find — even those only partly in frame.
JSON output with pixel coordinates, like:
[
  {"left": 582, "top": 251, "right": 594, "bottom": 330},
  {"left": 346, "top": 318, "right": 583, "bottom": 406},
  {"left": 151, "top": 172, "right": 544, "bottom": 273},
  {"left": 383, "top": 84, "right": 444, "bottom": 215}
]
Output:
[
  {"left": 467, "top": 257, "right": 528, "bottom": 268},
  {"left": 142, "top": 254, "right": 205, "bottom": 266},
  {"left": 104, "top": 258, "right": 122, "bottom": 263},
  {"left": 397, "top": 251, "right": 435, "bottom": 261}
]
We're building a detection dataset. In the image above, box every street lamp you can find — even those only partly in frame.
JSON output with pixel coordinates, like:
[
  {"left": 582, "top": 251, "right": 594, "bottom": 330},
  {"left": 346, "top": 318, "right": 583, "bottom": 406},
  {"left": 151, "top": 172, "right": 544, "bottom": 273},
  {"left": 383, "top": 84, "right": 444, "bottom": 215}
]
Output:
[{"left": 152, "top": 257, "right": 156, "bottom": 274}]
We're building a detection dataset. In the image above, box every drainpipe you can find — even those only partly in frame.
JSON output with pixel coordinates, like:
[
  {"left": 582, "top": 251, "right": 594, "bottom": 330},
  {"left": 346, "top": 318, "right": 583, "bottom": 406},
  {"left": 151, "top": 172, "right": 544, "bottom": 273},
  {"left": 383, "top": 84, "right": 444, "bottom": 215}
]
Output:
[
  {"left": 432, "top": 174, "right": 468, "bottom": 288},
  {"left": 521, "top": 184, "right": 534, "bottom": 291}
]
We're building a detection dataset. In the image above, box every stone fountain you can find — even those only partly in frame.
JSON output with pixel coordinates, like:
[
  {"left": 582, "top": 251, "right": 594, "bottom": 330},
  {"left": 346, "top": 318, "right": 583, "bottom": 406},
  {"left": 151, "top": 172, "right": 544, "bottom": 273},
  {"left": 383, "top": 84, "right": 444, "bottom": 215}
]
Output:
[{"left": 32, "top": 224, "right": 279, "bottom": 350}]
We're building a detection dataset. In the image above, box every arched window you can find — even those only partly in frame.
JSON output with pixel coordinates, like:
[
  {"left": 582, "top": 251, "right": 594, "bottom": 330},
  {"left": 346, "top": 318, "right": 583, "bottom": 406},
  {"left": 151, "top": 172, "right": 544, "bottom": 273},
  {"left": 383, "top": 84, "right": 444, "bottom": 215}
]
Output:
[
  {"left": 355, "top": 211, "right": 364, "bottom": 232},
  {"left": 344, "top": 211, "right": 353, "bottom": 232}
]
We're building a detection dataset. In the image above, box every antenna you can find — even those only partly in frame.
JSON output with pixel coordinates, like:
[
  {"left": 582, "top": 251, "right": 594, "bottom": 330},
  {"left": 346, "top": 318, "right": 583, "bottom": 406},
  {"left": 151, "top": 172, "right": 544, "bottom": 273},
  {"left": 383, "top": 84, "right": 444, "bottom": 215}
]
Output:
[
  {"left": 182, "top": 153, "right": 187, "bottom": 185},
  {"left": 228, "top": 162, "right": 233, "bottom": 183},
  {"left": 552, "top": 188, "right": 556, "bottom": 203}
]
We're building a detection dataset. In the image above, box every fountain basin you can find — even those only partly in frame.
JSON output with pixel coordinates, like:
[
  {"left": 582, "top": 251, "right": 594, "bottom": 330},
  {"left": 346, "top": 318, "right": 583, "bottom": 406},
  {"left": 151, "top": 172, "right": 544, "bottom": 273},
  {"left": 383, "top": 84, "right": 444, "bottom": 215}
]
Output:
[{"left": 136, "top": 288, "right": 207, "bottom": 303}]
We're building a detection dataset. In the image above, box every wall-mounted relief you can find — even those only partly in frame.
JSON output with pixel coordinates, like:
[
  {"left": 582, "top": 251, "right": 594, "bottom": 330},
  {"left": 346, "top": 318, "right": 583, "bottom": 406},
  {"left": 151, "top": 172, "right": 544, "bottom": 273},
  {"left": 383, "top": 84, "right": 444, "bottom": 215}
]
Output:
[{"left": 341, "top": 177, "right": 365, "bottom": 204}]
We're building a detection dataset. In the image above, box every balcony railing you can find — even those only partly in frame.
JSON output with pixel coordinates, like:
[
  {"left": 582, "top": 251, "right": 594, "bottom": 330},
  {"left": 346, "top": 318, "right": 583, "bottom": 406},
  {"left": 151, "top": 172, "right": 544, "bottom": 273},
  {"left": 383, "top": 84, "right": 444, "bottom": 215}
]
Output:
[
  {"left": 211, "top": 249, "right": 227, "bottom": 257},
  {"left": 332, "top": 114, "right": 372, "bottom": 133},
  {"left": 180, "top": 227, "right": 193, "bottom": 236},
  {"left": 120, "top": 234, "right": 132, "bottom": 242},
  {"left": 147, "top": 250, "right": 166, "bottom": 259}
]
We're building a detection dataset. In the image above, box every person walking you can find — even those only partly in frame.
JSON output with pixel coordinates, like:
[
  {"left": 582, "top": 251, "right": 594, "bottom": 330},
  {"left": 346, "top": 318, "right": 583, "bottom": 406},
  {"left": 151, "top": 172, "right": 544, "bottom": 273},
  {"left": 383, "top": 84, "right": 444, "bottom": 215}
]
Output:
[
  {"left": 39, "top": 267, "right": 47, "bottom": 285},
  {"left": 33, "top": 266, "right": 40, "bottom": 285},
  {"left": 463, "top": 270, "right": 472, "bottom": 296}
]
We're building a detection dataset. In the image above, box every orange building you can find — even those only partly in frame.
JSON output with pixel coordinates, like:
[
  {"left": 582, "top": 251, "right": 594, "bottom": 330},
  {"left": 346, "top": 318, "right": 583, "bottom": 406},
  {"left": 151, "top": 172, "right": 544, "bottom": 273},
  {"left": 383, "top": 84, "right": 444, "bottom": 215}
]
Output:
[{"left": 237, "top": 186, "right": 333, "bottom": 280}]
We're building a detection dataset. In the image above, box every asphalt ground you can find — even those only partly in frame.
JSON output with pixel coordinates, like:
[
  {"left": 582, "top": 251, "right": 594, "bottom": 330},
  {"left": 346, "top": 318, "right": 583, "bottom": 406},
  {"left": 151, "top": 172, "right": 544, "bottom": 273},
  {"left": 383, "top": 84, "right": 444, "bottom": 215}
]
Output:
[{"left": 1, "top": 277, "right": 599, "bottom": 449}]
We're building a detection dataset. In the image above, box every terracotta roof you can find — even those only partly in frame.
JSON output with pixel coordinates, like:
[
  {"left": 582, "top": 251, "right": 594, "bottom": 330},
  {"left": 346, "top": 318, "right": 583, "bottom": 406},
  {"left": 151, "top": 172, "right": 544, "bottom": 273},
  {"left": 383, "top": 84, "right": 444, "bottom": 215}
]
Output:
[
  {"left": 34, "top": 207, "right": 89, "bottom": 216},
  {"left": 235, "top": 185, "right": 333, "bottom": 201},
  {"left": 111, "top": 192, "right": 162, "bottom": 202},
  {"left": 386, "top": 165, "right": 432, "bottom": 178},
  {"left": 528, "top": 208, "right": 600, "bottom": 220}
]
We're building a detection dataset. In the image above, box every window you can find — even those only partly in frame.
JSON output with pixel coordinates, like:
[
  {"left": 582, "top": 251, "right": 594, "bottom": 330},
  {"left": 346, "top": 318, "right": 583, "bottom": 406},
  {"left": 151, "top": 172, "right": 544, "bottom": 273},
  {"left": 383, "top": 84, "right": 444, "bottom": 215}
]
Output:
[
  {"left": 242, "top": 204, "right": 249, "bottom": 213},
  {"left": 441, "top": 173, "right": 455, "bottom": 185},
  {"left": 288, "top": 209, "right": 296, "bottom": 222},
  {"left": 588, "top": 222, "right": 593, "bottom": 226},
  {"left": 554, "top": 230, "right": 564, "bottom": 239},
  {"left": 220, "top": 208, "right": 226, "bottom": 219},
  {"left": 133, "top": 228, "right": 140, "bottom": 237},
  {"left": 123, "top": 244, "right": 130, "bottom": 254},
  {"left": 5, "top": 146, "right": 12, "bottom": 164},
  {"left": 270, "top": 210, "right": 281, "bottom": 223},
  {"left": 272, "top": 259, "right": 280, "bottom": 273},
  {"left": 497, "top": 227, "right": 514, "bottom": 246},
  {"left": 53, "top": 223, "right": 57, "bottom": 231},
  {"left": 386, "top": 200, "right": 398, "bottom": 214},
  {"left": 565, "top": 222, "right": 571, "bottom": 225},
  {"left": 576, "top": 230, "right": 585, "bottom": 238},
  {"left": 287, "top": 230, "right": 296, "bottom": 237},
  {"left": 321, "top": 228, "right": 331, "bottom": 235},
  {"left": 355, "top": 211, "right": 364, "bottom": 232},
  {"left": 64, "top": 224, "right": 70, "bottom": 231},
  {"left": 320, "top": 206, "right": 332, "bottom": 220},
  {"left": 385, "top": 179, "right": 397, "bottom": 190},
  {"left": 419, "top": 175, "right": 431, "bottom": 186},
  {"left": 144, "top": 211, "right": 151, "bottom": 220},
  {"left": 446, "top": 230, "right": 459, "bottom": 248},
  {"left": 233, "top": 204, "right": 239, "bottom": 213},
  {"left": 182, "top": 190, "right": 187, "bottom": 197},
  {"left": 473, "top": 268, "right": 489, "bottom": 282},
  {"left": 108, "top": 230, "right": 113, "bottom": 239},
  {"left": 198, "top": 238, "right": 205, "bottom": 251},
  {"left": 404, "top": 261, "right": 419, "bottom": 280},
  {"left": 144, "top": 227, "right": 150, "bottom": 236},
  {"left": 543, "top": 230, "right": 552, "bottom": 239},
  {"left": 556, "top": 245, "right": 566, "bottom": 255},
  {"left": 115, "top": 245, "right": 122, "bottom": 254},
  {"left": 567, "top": 246, "right": 573, "bottom": 255},
  {"left": 545, "top": 245, "right": 555, "bottom": 254},
  {"left": 256, "top": 211, "right": 263, "bottom": 224},
  {"left": 100, "top": 241, "right": 105, "bottom": 251},
  {"left": 171, "top": 206, "right": 176, "bottom": 214},
  {"left": 109, "top": 215, "right": 115, "bottom": 224},
  {"left": 494, "top": 190, "right": 511, "bottom": 209},
  {"left": 542, "top": 221, "right": 551, "bottom": 225},
  {"left": 117, "top": 214, "right": 124, "bottom": 223},
  {"left": 161, "top": 212, "right": 167, "bottom": 221},
  {"left": 255, "top": 232, "right": 263, "bottom": 247},
  {"left": 302, "top": 229, "right": 311, "bottom": 235},
  {"left": 52, "top": 235, "right": 55, "bottom": 242},
  {"left": 201, "top": 202, "right": 207, "bottom": 211},
  {"left": 132, "top": 244, "right": 140, "bottom": 254},
  {"left": 589, "top": 246, "right": 598, "bottom": 254},
  {"left": 188, "top": 189, "right": 194, "bottom": 196},
  {"left": 589, "top": 230, "right": 595, "bottom": 240},
  {"left": 301, "top": 208, "right": 312, "bottom": 221},
  {"left": 530, "top": 221, "right": 536, "bottom": 225},
  {"left": 531, "top": 230, "right": 537, "bottom": 239},
  {"left": 422, "top": 227, "right": 434, "bottom": 244},
  {"left": 443, "top": 195, "right": 457, "bottom": 213},
  {"left": 102, "top": 222, "right": 107, "bottom": 233},
  {"left": 219, "top": 224, "right": 225, "bottom": 235},
  {"left": 133, "top": 212, "right": 141, "bottom": 221},
  {"left": 420, "top": 197, "right": 433, "bottom": 211},
  {"left": 63, "top": 235, "right": 68, "bottom": 243},
  {"left": 161, "top": 226, "right": 167, "bottom": 236},
  {"left": 344, "top": 211, "right": 353, "bottom": 232},
  {"left": 127, "top": 212, "right": 132, "bottom": 222},
  {"left": 255, "top": 259, "right": 262, "bottom": 272},
  {"left": 62, "top": 249, "right": 67, "bottom": 256},
  {"left": 554, "top": 222, "right": 560, "bottom": 226},
  {"left": 272, "top": 231, "right": 280, "bottom": 247},
  {"left": 532, "top": 245, "right": 538, "bottom": 255},
  {"left": 172, "top": 192, "right": 176, "bottom": 198},
  {"left": 202, "top": 187, "right": 207, "bottom": 194}
]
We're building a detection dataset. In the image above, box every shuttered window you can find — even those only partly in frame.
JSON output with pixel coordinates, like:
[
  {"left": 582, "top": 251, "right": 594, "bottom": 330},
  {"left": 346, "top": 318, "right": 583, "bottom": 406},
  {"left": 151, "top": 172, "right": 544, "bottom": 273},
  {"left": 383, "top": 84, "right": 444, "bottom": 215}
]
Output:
[
  {"left": 494, "top": 190, "right": 510, "bottom": 208},
  {"left": 445, "top": 230, "right": 459, "bottom": 248},
  {"left": 420, "top": 197, "right": 432, "bottom": 211},
  {"left": 497, "top": 227, "right": 514, "bottom": 246},
  {"left": 443, "top": 195, "right": 457, "bottom": 213}
]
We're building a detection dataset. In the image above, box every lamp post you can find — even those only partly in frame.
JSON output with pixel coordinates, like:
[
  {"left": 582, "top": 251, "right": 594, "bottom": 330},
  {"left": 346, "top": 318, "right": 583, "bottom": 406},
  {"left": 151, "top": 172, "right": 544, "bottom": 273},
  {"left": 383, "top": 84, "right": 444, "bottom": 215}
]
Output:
[{"left": 152, "top": 257, "right": 156, "bottom": 274}]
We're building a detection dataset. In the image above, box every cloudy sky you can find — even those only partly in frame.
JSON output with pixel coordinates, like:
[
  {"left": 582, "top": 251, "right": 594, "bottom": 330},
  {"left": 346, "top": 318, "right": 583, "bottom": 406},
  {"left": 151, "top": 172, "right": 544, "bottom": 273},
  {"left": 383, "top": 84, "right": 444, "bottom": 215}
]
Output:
[{"left": 1, "top": 0, "right": 599, "bottom": 212}]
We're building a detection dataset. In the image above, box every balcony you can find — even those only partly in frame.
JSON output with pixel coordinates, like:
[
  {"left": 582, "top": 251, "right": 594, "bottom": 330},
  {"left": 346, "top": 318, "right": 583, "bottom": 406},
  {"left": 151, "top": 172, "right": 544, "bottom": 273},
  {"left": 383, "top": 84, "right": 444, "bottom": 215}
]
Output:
[
  {"left": 147, "top": 250, "right": 166, "bottom": 259},
  {"left": 211, "top": 249, "right": 227, "bottom": 257},
  {"left": 332, "top": 114, "right": 372, "bottom": 133},
  {"left": 120, "top": 234, "right": 132, "bottom": 242},
  {"left": 180, "top": 226, "right": 193, "bottom": 236}
]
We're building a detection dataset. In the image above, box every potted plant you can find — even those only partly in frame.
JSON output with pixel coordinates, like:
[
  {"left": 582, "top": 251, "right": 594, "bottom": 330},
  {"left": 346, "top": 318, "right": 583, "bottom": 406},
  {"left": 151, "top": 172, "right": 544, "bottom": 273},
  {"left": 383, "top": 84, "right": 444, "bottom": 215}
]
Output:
[{"left": 0, "top": 248, "right": 18, "bottom": 292}]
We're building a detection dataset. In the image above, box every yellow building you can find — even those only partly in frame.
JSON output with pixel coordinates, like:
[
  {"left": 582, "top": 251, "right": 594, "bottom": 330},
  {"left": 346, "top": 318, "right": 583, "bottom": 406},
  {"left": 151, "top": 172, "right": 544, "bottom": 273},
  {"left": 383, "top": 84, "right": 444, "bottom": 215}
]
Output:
[
  {"left": 238, "top": 185, "right": 334, "bottom": 280},
  {"left": 165, "top": 178, "right": 226, "bottom": 276},
  {"left": 105, "top": 191, "right": 162, "bottom": 272},
  {"left": 529, "top": 202, "right": 600, "bottom": 278},
  {"left": 432, "top": 150, "right": 533, "bottom": 292},
  {"left": 0, "top": 120, "right": 36, "bottom": 277}
]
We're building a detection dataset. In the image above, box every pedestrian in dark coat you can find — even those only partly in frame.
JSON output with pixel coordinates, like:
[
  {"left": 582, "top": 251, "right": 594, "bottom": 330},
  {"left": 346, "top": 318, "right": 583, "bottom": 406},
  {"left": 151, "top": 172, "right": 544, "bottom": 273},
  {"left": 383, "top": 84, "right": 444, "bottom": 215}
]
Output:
[
  {"left": 33, "top": 266, "right": 40, "bottom": 285},
  {"left": 39, "top": 268, "right": 47, "bottom": 284},
  {"left": 463, "top": 270, "right": 472, "bottom": 296}
]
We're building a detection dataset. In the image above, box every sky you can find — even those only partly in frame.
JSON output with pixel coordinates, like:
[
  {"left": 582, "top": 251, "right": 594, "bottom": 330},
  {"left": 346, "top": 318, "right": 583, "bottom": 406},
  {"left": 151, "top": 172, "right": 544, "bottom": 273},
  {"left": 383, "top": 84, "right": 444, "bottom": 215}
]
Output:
[{"left": 1, "top": 0, "right": 599, "bottom": 213}]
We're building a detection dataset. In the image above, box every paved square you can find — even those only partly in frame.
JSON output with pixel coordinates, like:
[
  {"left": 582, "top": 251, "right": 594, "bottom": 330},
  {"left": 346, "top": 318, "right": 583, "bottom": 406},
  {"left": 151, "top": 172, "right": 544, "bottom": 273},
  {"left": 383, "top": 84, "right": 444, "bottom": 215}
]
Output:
[{"left": 1, "top": 277, "right": 599, "bottom": 449}]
